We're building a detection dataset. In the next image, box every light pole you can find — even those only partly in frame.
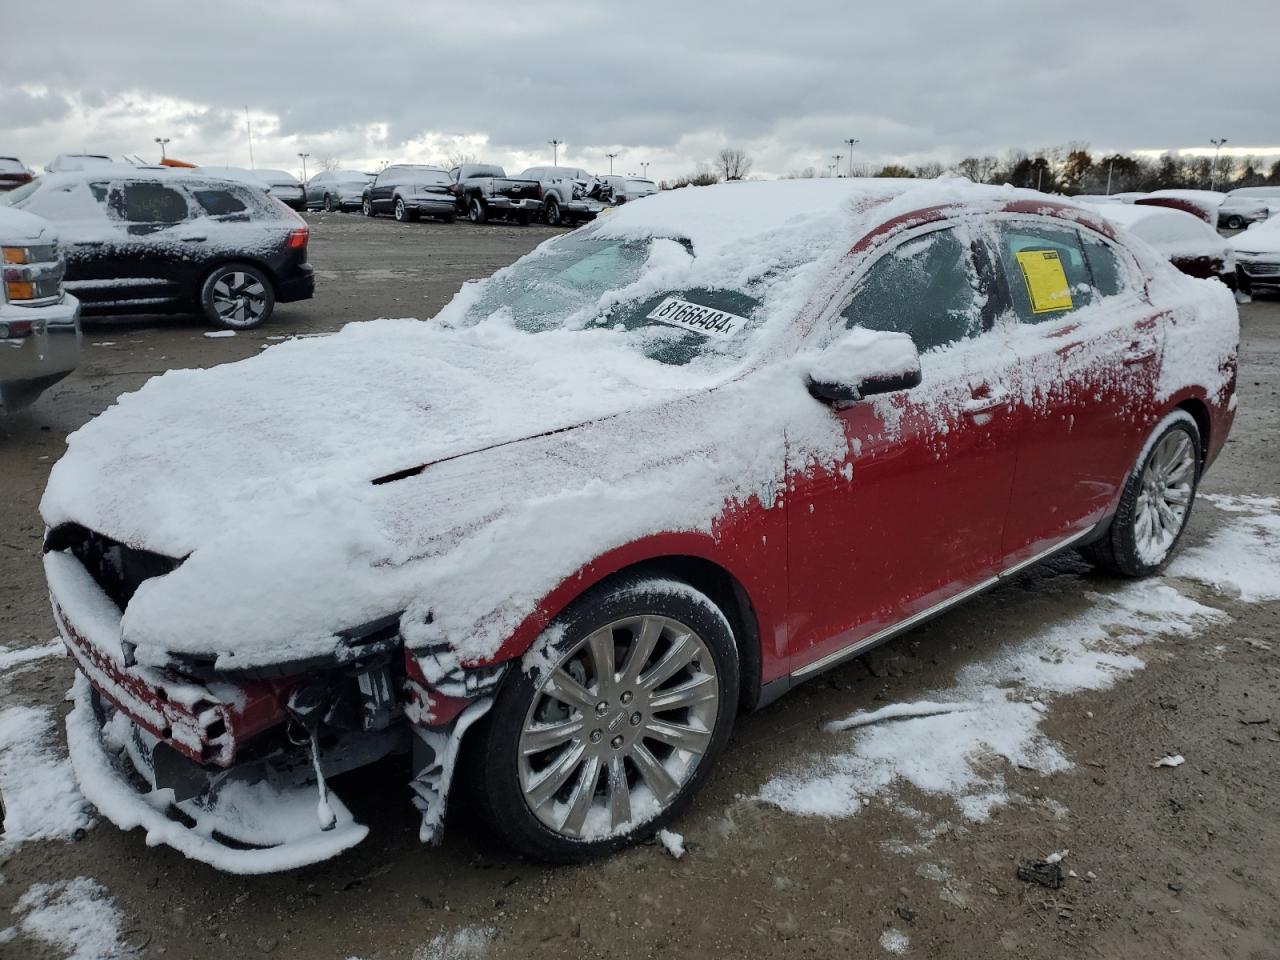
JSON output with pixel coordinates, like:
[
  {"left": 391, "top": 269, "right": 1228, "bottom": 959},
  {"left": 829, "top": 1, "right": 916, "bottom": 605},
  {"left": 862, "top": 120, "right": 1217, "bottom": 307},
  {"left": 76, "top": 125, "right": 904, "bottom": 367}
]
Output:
[
  {"left": 1209, "top": 137, "right": 1228, "bottom": 191},
  {"left": 844, "top": 138, "right": 859, "bottom": 177},
  {"left": 606, "top": 152, "right": 618, "bottom": 175},
  {"left": 154, "top": 137, "right": 170, "bottom": 161},
  {"left": 1106, "top": 158, "right": 1115, "bottom": 195},
  {"left": 1034, "top": 157, "right": 1048, "bottom": 192},
  {"left": 832, "top": 154, "right": 843, "bottom": 177},
  {"left": 297, "top": 152, "right": 310, "bottom": 182},
  {"left": 548, "top": 139, "right": 562, "bottom": 165},
  {"left": 641, "top": 161, "right": 649, "bottom": 180}
]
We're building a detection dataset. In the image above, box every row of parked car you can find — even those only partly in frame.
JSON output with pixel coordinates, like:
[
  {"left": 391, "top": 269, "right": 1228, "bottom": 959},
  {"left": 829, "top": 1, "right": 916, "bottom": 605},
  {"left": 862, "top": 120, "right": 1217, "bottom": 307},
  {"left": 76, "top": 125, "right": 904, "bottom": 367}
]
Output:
[{"left": 306, "top": 163, "right": 657, "bottom": 226}]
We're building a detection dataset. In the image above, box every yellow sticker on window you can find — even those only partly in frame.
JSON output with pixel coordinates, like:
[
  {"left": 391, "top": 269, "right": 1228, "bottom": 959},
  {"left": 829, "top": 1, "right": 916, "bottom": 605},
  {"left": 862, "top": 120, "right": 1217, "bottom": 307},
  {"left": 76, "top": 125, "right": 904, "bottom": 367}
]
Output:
[{"left": 1014, "top": 249, "right": 1074, "bottom": 314}]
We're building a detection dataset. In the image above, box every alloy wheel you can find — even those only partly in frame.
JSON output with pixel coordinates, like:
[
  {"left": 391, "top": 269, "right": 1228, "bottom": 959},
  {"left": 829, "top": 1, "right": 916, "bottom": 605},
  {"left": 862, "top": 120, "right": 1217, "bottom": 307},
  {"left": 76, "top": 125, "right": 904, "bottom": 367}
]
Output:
[
  {"left": 1133, "top": 429, "right": 1196, "bottom": 564},
  {"left": 324, "top": 194, "right": 334, "bottom": 212},
  {"left": 517, "top": 615, "right": 719, "bottom": 840},
  {"left": 211, "top": 271, "right": 268, "bottom": 328},
  {"left": 395, "top": 199, "right": 406, "bottom": 221}
]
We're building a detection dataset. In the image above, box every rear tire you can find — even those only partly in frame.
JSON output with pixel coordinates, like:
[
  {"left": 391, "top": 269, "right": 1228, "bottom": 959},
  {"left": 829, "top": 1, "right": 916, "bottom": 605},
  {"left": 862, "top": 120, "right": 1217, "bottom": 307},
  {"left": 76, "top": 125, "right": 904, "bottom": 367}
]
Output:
[
  {"left": 395, "top": 198, "right": 418, "bottom": 222},
  {"left": 469, "top": 196, "right": 488, "bottom": 224},
  {"left": 323, "top": 194, "right": 335, "bottom": 212},
  {"left": 1226, "top": 215, "right": 1244, "bottom": 230},
  {"left": 200, "top": 262, "right": 275, "bottom": 330},
  {"left": 468, "top": 575, "right": 739, "bottom": 864},
  {"left": 1081, "top": 410, "right": 1201, "bottom": 577},
  {"left": 545, "top": 197, "right": 563, "bottom": 227}
]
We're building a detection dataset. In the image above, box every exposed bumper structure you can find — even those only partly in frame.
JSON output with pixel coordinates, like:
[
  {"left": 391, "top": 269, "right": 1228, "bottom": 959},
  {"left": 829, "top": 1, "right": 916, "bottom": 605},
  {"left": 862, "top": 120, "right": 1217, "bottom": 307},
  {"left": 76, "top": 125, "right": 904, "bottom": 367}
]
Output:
[
  {"left": 0, "top": 293, "right": 80, "bottom": 413},
  {"left": 66, "top": 674, "right": 369, "bottom": 874},
  {"left": 485, "top": 196, "right": 544, "bottom": 214}
]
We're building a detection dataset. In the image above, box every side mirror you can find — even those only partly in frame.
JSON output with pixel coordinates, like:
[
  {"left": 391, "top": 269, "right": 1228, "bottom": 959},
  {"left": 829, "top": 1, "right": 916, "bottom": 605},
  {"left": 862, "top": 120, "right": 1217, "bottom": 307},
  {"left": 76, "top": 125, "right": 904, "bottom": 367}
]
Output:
[{"left": 805, "top": 328, "right": 922, "bottom": 405}]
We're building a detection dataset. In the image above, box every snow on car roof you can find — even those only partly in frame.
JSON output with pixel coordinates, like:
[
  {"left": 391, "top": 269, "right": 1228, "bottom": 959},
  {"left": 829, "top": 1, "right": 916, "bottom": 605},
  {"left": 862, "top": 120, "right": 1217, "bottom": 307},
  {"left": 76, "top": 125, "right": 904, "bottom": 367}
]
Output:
[
  {"left": 1229, "top": 214, "right": 1280, "bottom": 253},
  {"left": 1083, "top": 202, "right": 1227, "bottom": 260}
]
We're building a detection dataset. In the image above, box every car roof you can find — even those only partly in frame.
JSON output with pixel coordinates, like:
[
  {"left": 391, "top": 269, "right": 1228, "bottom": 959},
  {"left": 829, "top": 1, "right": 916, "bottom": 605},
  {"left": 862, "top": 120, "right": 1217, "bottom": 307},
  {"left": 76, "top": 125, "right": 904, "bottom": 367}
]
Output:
[{"left": 589, "top": 177, "right": 1117, "bottom": 260}]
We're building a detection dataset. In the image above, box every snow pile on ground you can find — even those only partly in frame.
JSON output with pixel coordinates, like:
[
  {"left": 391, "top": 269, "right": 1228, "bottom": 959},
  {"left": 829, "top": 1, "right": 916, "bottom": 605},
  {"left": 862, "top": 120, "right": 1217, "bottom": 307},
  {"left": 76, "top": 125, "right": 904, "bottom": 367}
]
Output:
[
  {"left": 0, "top": 705, "right": 93, "bottom": 848},
  {"left": 7, "top": 878, "right": 135, "bottom": 960},
  {"left": 1168, "top": 495, "right": 1280, "bottom": 601},
  {"left": 412, "top": 925, "right": 495, "bottom": 960},
  {"left": 657, "top": 828, "right": 686, "bottom": 860}
]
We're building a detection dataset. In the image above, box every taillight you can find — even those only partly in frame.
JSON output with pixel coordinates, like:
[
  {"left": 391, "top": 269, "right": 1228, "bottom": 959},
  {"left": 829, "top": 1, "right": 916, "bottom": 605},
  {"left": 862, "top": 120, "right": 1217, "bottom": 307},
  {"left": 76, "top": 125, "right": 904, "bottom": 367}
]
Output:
[
  {"left": 286, "top": 226, "right": 308, "bottom": 249},
  {"left": 536, "top": 183, "right": 544, "bottom": 200},
  {"left": 0, "top": 319, "right": 34, "bottom": 338}
]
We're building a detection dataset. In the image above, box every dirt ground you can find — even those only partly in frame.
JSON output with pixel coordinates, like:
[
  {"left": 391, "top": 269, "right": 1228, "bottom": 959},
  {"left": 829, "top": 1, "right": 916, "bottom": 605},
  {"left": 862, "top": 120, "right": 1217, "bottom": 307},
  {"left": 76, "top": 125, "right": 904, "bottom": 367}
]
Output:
[{"left": 1, "top": 212, "right": 1277, "bottom": 960}]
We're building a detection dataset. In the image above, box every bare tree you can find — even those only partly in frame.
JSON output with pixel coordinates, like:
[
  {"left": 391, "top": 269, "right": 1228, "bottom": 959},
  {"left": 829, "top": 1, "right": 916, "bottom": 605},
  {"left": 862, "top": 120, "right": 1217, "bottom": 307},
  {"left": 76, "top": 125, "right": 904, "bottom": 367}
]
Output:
[
  {"left": 445, "top": 150, "right": 477, "bottom": 169},
  {"left": 318, "top": 154, "right": 342, "bottom": 172},
  {"left": 716, "top": 147, "right": 753, "bottom": 181},
  {"left": 913, "top": 161, "right": 945, "bottom": 179},
  {"left": 952, "top": 156, "right": 999, "bottom": 183}
]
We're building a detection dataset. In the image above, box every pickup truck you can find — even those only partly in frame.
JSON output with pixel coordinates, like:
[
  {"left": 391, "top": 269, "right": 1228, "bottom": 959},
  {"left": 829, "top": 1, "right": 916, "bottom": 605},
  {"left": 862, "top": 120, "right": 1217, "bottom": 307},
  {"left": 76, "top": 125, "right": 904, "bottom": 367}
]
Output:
[
  {"left": 449, "top": 164, "right": 543, "bottom": 225},
  {"left": 0, "top": 205, "right": 80, "bottom": 413},
  {"left": 517, "top": 166, "right": 615, "bottom": 226}
]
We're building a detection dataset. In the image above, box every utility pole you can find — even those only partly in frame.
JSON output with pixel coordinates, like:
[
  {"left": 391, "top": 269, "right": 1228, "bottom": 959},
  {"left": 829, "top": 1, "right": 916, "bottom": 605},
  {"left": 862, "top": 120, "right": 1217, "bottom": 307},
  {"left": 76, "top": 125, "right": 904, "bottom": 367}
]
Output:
[
  {"left": 154, "top": 137, "right": 170, "bottom": 161},
  {"left": 548, "top": 139, "right": 562, "bottom": 165},
  {"left": 844, "top": 138, "right": 859, "bottom": 177},
  {"left": 1106, "top": 158, "right": 1115, "bottom": 195},
  {"left": 832, "top": 154, "right": 843, "bottom": 177},
  {"left": 606, "top": 152, "right": 618, "bottom": 175},
  {"left": 297, "top": 152, "right": 310, "bottom": 181},
  {"left": 1209, "top": 137, "right": 1228, "bottom": 191},
  {"left": 245, "top": 106, "right": 255, "bottom": 169}
]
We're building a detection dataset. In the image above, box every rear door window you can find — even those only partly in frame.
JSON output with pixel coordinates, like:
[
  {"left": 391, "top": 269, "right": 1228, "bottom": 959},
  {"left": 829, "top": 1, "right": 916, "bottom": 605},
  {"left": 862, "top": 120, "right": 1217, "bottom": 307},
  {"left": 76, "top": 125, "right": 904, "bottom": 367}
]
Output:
[
  {"left": 990, "top": 223, "right": 1095, "bottom": 323},
  {"left": 191, "top": 186, "right": 251, "bottom": 219},
  {"left": 1079, "top": 234, "right": 1126, "bottom": 298},
  {"left": 110, "top": 182, "right": 191, "bottom": 225},
  {"left": 840, "top": 226, "right": 986, "bottom": 353}
]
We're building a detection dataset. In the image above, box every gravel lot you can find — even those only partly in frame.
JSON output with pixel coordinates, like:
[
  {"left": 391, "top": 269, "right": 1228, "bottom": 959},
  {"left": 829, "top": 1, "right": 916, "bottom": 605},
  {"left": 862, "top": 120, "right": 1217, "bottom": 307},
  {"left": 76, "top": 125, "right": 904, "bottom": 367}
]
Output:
[{"left": 1, "top": 212, "right": 1277, "bottom": 959}]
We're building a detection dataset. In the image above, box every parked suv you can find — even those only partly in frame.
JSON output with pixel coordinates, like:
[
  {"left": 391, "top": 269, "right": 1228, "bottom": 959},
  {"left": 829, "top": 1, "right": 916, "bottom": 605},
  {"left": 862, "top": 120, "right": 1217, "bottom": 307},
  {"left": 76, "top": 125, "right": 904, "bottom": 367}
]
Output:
[
  {"left": 1, "top": 168, "right": 314, "bottom": 329},
  {"left": 306, "top": 170, "right": 374, "bottom": 212},
  {"left": 449, "top": 164, "right": 543, "bottom": 225},
  {"left": 517, "top": 166, "right": 613, "bottom": 225},
  {"left": 360, "top": 165, "right": 455, "bottom": 222},
  {"left": 0, "top": 206, "right": 80, "bottom": 413}
]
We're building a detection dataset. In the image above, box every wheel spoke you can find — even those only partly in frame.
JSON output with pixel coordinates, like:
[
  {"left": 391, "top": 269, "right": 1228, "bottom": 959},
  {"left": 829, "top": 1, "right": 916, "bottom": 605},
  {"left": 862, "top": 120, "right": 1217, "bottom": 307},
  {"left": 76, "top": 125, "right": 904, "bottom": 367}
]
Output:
[
  {"left": 520, "top": 717, "right": 584, "bottom": 756},
  {"left": 648, "top": 672, "right": 718, "bottom": 712},
  {"left": 607, "top": 755, "right": 632, "bottom": 831},
  {"left": 643, "top": 718, "right": 711, "bottom": 755},
  {"left": 630, "top": 742, "right": 679, "bottom": 804},
  {"left": 526, "top": 740, "right": 586, "bottom": 810},
  {"left": 638, "top": 632, "right": 698, "bottom": 691},
  {"left": 560, "top": 753, "right": 602, "bottom": 836},
  {"left": 619, "top": 617, "right": 662, "bottom": 686},
  {"left": 585, "top": 627, "right": 617, "bottom": 692},
  {"left": 542, "top": 668, "right": 596, "bottom": 715}
]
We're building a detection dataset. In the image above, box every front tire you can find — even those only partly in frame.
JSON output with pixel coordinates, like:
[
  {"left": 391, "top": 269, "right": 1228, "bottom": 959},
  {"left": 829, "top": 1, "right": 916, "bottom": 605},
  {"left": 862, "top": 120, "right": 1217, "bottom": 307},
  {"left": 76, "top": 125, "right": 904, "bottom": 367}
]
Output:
[
  {"left": 1082, "top": 410, "right": 1201, "bottom": 577},
  {"left": 1226, "top": 215, "right": 1244, "bottom": 230},
  {"left": 469, "top": 575, "right": 739, "bottom": 864},
  {"left": 200, "top": 262, "right": 275, "bottom": 330},
  {"left": 323, "top": 194, "right": 335, "bottom": 212},
  {"left": 362, "top": 197, "right": 375, "bottom": 217}
]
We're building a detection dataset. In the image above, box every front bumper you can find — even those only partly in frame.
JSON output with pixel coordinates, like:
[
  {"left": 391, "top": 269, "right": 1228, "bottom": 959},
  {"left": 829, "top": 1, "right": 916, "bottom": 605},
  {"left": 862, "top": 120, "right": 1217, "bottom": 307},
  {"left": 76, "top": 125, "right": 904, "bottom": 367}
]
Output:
[
  {"left": 0, "top": 294, "right": 81, "bottom": 412},
  {"left": 66, "top": 673, "right": 369, "bottom": 874},
  {"left": 1236, "top": 255, "right": 1280, "bottom": 289}
]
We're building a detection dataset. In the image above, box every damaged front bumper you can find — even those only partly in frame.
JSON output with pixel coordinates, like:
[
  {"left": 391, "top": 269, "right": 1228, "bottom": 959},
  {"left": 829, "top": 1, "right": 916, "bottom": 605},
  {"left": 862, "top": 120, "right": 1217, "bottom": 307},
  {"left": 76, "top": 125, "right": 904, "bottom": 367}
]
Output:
[{"left": 66, "top": 673, "right": 371, "bottom": 874}]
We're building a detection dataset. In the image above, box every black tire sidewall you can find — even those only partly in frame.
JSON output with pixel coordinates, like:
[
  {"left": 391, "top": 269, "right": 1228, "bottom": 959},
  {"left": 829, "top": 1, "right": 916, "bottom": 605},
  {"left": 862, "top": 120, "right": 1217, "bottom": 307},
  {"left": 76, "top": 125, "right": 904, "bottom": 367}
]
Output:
[
  {"left": 546, "top": 198, "right": 561, "bottom": 226},
  {"left": 473, "top": 575, "right": 740, "bottom": 864},
  {"left": 469, "top": 197, "right": 486, "bottom": 224},
  {"left": 1107, "top": 412, "right": 1201, "bottom": 576},
  {"left": 199, "top": 262, "right": 276, "bottom": 330}
]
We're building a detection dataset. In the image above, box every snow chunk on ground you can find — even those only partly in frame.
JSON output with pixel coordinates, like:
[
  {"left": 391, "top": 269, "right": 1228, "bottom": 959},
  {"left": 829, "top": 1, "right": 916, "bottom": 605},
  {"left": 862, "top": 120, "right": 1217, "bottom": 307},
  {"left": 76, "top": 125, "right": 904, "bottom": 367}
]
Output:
[
  {"left": 0, "top": 639, "right": 63, "bottom": 672},
  {"left": 1151, "top": 754, "right": 1185, "bottom": 768},
  {"left": 657, "top": 828, "right": 686, "bottom": 860},
  {"left": 11, "top": 878, "right": 135, "bottom": 960},
  {"left": 880, "top": 928, "right": 910, "bottom": 954},
  {"left": 0, "top": 705, "right": 92, "bottom": 848},
  {"left": 202, "top": 330, "right": 236, "bottom": 339},
  {"left": 412, "top": 926, "right": 495, "bottom": 960}
]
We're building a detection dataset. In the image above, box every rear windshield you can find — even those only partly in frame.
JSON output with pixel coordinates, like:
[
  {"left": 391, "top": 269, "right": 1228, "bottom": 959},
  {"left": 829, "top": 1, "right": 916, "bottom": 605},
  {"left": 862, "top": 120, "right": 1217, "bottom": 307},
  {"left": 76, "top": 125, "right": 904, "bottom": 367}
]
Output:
[
  {"left": 407, "top": 170, "right": 451, "bottom": 185},
  {"left": 463, "top": 165, "right": 504, "bottom": 179},
  {"left": 0, "top": 159, "right": 26, "bottom": 173}
]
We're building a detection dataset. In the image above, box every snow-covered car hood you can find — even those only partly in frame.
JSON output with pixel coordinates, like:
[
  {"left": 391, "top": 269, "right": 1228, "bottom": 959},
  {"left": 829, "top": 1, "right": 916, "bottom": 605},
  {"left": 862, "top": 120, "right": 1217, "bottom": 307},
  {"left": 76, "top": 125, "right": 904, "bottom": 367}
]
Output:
[
  {"left": 0, "top": 205, "right": 58, "bottom": 244},
  {"left": 1230, "top": 218, "right": 1280, "bottom": 256}
]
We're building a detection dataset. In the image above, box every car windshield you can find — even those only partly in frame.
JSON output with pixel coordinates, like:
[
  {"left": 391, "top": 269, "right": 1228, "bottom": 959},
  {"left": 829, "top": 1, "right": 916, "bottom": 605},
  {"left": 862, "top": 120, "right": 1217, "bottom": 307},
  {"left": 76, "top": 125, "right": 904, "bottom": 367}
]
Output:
[
  {"left": 0, "top": 181, "right": 40, "bottom": 205},
  {"left": 461, "top": 232, "right": 765, "bottom": 367}
]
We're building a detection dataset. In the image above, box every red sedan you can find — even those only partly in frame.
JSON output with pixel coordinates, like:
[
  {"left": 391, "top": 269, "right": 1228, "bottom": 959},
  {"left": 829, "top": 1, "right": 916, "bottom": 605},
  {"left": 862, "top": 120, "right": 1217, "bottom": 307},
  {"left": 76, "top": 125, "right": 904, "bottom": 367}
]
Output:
[{"left": 41, "top": 178, "right": 1239, "bottom": 872}]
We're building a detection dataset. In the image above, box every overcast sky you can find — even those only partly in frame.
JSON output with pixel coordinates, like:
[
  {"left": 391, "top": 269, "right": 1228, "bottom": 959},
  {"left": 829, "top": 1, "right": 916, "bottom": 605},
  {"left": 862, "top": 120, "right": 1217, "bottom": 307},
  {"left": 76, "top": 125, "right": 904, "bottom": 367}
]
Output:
[{"left": 4, "top": 0, "right": 1277, "bottom": 182}]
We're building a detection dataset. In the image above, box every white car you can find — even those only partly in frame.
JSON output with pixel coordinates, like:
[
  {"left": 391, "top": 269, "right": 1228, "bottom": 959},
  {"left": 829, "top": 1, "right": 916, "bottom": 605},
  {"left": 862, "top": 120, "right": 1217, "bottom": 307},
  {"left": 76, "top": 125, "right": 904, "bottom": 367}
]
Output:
[
  {"left": 0, "top": 206, "right": 80, "bottom": 413},
  {"left": 46, "top": 154, "right": 120, "bottom": 173},
  {"left": 305, "top": 170, "right": 374, "bottom": 212},
  {"left": 1140, "top": 189, "right": 1268, "bottom": 230},
  {"left": 1226, "top": 186, "right": 1280, "bottom": 219},
  {"left": 1229, "top": 216, "right": 1280, "bottom": 293}
]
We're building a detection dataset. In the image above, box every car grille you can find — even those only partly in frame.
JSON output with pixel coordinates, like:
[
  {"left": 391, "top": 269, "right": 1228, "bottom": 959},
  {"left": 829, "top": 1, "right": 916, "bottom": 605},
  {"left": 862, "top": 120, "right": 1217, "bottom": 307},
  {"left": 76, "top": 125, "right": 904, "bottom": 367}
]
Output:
[
  {"left": 1241, "top": 261, "right": 1280, "bottom": 278},
  {"left": 46, "top": 524, "right": 181, "bottom": 611}
]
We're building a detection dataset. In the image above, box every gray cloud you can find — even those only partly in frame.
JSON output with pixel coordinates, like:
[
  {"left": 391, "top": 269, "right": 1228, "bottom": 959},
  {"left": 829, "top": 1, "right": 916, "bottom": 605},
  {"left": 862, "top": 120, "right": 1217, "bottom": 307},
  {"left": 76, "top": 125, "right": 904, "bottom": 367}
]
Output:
[{"left": 3, "top": 0, "right": 1276, "bottom": 178}]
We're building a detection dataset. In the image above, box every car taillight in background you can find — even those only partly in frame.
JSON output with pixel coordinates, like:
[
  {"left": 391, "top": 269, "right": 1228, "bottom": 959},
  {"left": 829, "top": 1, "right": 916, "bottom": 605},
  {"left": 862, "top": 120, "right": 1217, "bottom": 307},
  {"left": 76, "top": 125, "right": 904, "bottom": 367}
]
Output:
[{"left": 286, "top": 226, "right": 309, "bottom": 249}]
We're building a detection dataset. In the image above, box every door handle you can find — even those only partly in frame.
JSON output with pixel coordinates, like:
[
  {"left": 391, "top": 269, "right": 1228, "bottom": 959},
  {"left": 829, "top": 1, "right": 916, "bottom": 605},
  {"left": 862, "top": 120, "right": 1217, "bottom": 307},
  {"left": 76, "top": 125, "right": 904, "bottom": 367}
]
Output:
[
  {"left": 963, "top": 387, "right": 1009, "bottom": 415},
  {"left": 179, "top": 234, "right": 207, "bottom": 242},
  {"left": 73, "top": 240, "right": 104, "bottom": 247},
  {"left": 1122, "top": 341, "right": 1156, "bottom": 365}
]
